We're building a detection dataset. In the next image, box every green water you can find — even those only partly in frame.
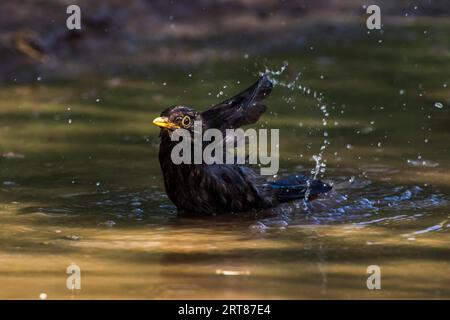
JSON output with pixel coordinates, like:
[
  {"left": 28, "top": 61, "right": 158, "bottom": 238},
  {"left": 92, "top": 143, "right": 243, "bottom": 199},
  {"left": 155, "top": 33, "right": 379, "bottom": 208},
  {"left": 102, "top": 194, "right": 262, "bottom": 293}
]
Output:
[{"left": 0, "top": 21, "right": 449, "bottom": 299}]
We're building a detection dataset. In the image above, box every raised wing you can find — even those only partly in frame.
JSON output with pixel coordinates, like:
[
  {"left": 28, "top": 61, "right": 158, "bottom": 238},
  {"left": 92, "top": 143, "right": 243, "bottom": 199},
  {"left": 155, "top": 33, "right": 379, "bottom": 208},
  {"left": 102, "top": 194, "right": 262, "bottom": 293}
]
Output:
[{"left": 201, "top": 74, "right": 273, "bottom": 132}]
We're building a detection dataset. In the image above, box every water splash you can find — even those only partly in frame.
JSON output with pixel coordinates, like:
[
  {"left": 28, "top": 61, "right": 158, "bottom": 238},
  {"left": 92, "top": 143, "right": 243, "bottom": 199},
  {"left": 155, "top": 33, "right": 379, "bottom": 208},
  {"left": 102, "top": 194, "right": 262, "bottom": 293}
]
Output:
[
  {"left": 260, "top": 176, "right": 449, "bottom": 230},
  {"left": 261, "top": 61, "right": 289, "bottom": 82},
  {"left": 259, "top": 62, "right": 331, "bottom": 199}
]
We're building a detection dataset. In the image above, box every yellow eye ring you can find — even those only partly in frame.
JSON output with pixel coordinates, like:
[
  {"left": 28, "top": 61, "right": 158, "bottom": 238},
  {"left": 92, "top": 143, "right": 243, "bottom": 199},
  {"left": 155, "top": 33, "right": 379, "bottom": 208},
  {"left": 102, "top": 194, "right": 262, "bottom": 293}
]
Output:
[{"left": 182, "top": 115, "right": 191, "bottom": 127}]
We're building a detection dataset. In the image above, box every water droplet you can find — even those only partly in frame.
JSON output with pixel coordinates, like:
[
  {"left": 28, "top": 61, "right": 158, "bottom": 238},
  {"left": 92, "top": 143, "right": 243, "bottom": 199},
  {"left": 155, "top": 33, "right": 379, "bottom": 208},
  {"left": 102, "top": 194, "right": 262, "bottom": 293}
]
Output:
[
  {"left": 216, "top": 269, "right": 251, "bottom": 276},
  {"left": 99, "top": 220, "right": 116, "bottom": 227},
  {"left": 65, "top": 235, "right": 81, "bottom": 241}
]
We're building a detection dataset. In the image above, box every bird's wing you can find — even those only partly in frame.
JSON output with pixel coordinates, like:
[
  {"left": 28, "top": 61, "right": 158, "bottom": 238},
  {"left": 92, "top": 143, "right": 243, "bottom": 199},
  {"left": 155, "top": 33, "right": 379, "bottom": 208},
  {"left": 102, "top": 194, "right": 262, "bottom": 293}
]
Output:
[
  {"left": 199, "top": 164, "right": 272, "bottom": 212},
  {"left": 201, "top": 74, "right": 273, "bottom": 132}
]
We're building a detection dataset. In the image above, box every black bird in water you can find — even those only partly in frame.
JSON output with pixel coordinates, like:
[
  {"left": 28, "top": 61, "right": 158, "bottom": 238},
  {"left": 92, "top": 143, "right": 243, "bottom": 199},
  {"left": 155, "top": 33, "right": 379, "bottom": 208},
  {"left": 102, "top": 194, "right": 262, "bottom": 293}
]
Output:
[{"left": 152, "top": 75, "right": 332, "bottom": 214}]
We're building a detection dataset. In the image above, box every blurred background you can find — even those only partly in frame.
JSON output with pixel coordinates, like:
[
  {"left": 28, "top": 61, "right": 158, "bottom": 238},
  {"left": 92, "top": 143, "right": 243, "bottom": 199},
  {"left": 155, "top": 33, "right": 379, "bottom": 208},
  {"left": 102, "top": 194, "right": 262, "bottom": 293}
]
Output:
[
  {"left": 0, "top": 0, "right": 449, "bottom": 299},
  {"left": 1, "top": 0, "right": 449, "bottom": 82}
]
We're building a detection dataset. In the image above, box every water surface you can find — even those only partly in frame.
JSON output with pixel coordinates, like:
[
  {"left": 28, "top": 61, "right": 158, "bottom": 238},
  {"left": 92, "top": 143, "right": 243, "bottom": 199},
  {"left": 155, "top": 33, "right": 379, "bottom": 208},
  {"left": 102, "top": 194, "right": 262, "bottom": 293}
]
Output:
[{"left": 1, "top": 20, "right": 449, "bottom": 299}]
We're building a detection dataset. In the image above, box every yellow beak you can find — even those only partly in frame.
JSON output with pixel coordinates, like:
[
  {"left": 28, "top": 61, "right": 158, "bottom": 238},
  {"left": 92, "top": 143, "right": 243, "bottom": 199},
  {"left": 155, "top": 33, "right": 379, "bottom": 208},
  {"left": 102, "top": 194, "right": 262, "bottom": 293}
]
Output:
[{"left": 152, "top": 116, "right": 180, "bottom": 130}]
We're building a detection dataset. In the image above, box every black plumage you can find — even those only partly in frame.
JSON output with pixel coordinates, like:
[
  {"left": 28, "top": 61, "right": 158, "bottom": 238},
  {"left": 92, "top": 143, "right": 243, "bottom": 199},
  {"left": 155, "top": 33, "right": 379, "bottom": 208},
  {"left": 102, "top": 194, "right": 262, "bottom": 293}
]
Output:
[{"left": 153, "top": 75, "right": 332, "bottom": 214}]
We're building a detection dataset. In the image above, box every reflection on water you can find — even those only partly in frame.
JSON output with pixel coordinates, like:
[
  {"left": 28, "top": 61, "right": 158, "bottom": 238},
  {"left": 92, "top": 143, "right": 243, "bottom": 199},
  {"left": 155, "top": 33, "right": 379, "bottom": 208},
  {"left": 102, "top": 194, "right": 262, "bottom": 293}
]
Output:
[
  {"left": 1, "top": 20, "right": 450, "bottom": 299},
  {"left": 1, "top": 168, "right": 449, "bottom": 299}
]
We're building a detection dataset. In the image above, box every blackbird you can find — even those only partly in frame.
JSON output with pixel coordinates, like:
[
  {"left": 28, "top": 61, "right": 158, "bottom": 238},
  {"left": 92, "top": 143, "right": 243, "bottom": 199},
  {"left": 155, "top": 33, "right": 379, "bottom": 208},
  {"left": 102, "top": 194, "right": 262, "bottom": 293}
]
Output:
[{"left": 152, "top": 75, "right": 332, "bottom": 214}]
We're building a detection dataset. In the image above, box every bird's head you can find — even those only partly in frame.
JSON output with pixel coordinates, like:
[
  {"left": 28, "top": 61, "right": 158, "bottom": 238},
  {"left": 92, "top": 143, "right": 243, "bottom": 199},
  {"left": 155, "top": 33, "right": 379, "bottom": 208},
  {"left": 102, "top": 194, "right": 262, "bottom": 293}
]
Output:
[{"left": 152, "top": 105, "right": 201, "bottom": 136}]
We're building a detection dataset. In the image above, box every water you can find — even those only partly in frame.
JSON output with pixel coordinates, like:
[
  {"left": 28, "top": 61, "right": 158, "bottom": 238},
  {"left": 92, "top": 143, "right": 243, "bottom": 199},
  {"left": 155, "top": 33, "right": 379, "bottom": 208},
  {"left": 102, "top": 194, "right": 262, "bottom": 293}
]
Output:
[
  {"left": 262, "top": 62, "right": 330, "bottom": 199},
  {"left": 1, "top": 23, "right": 450, "bottom": 299}
]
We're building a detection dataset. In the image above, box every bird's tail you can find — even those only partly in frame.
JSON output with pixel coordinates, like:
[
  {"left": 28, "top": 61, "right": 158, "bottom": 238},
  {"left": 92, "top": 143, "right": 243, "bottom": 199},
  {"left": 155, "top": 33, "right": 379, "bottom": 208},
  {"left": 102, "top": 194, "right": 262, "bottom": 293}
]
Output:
[{"left": 270, "top": 175, "right": 332, "bottom": 202}]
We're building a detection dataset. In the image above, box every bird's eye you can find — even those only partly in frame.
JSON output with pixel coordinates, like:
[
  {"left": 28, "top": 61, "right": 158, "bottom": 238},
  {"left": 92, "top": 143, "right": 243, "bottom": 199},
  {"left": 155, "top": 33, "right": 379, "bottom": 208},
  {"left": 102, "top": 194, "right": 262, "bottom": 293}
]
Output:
[{"left": 181, "top": 115, "right": 191, "bottom": 127}]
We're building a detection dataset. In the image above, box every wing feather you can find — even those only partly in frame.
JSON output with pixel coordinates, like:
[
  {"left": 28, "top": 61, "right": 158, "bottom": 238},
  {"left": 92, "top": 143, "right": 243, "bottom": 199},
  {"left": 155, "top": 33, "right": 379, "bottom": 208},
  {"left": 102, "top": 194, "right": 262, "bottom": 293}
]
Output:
[{"left": 201, "top": 74, "right": 273, "bottom": 131}]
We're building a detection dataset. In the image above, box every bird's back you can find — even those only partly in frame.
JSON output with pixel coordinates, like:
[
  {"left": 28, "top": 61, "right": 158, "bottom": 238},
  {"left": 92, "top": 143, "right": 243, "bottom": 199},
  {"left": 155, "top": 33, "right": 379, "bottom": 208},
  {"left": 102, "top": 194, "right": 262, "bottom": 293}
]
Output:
[{"left": 159, "top": 151, "right": 273, "bottom": 214}]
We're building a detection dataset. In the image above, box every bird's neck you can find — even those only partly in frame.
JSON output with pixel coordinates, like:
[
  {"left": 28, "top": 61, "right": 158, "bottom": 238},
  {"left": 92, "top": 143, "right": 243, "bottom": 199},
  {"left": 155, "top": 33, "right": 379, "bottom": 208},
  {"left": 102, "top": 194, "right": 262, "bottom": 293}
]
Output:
[
  {"left": 158, "top": 135, "right": 206, "bottom": 208},
  {"left": 158, "top": 133, "right": 202, "bottom": 185}
]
